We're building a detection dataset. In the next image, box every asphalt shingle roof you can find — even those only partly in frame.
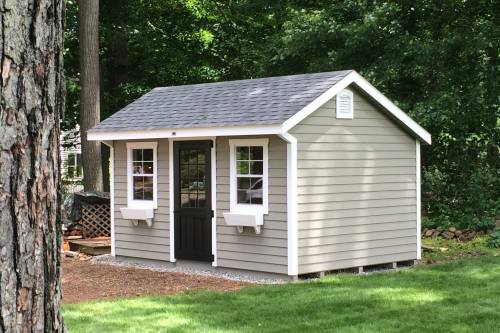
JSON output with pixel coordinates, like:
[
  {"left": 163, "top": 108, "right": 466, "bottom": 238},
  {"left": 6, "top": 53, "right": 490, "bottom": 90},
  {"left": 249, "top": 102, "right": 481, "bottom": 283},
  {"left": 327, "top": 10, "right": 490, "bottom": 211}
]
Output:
[{"left": 90, "top": 70, "right": 352, "bottom": 132}]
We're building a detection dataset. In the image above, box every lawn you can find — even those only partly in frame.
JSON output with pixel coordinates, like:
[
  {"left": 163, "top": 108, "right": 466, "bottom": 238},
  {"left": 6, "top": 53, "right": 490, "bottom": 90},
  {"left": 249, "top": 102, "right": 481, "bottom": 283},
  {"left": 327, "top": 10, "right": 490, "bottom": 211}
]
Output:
[{"left": 63, "top": 255, "right": 500, "bottom": 333}]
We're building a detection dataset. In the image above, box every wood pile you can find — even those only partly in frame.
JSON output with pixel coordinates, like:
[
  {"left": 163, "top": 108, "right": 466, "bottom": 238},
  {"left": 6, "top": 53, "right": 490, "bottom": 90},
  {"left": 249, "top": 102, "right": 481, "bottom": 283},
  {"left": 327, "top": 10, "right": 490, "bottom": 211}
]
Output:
[{"left": 422, "top": 227, "right": 486, "bottom": 241}]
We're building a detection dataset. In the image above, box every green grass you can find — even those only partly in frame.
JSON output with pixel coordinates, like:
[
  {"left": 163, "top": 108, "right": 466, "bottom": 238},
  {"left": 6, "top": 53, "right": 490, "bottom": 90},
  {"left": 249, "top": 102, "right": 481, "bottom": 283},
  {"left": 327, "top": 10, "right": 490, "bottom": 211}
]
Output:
[{"left": 64, "top": 255, "right": 500, "bottom": 333}]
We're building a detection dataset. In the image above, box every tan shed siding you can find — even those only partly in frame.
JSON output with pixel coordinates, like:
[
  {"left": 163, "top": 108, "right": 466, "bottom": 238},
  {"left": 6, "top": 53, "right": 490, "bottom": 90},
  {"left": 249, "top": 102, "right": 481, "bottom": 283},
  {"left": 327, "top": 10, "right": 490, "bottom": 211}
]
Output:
[
  {"left": 216, "top": 136, "right": 288, "bottom": 274},
  {"left": 290, "top": 87, "right": 417, "bottom": 274},
  {"left": 113, "top": 139, "right": 170, "bottom": 261}
]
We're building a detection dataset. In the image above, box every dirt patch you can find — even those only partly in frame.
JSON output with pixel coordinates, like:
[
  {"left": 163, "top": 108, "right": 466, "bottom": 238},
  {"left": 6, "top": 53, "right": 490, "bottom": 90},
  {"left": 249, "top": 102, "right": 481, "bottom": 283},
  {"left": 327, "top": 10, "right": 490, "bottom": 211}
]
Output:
[{"left": 62, "top": 257, "right": 249, "bottom": 304}]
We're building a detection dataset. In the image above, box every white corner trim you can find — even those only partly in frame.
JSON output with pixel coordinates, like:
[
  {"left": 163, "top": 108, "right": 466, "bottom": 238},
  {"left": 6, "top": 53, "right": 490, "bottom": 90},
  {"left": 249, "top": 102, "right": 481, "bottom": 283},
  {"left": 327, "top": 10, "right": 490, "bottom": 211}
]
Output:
[
  {"left": 168, "top": 139, "right": 175, "bottom": 262},
  {"left": 336, "top": 89, "right": 354, "bottom": 119},
  {"left": 87, "top": 124, "right": 282, "bottom": 141},
  {"left": 106, "top": 141, "right": 116, "bottom": 257},
  {"left": 228, "top": 138, "right": 269, "bottom": 215},
  {"left": 416, "top": 140, "right": 422, "bottom": 260},
  {"left": 282, "top": 71, "right": 432, "bottom": 144},
  {"left": 279, "top": 133, "right": 298, "bottom": 276},
  {"left": 126, "top": 141, "right": 158, "bottom": 209},
  {"left": 211, "top": 137, "right": 218, "bottom": 267}
]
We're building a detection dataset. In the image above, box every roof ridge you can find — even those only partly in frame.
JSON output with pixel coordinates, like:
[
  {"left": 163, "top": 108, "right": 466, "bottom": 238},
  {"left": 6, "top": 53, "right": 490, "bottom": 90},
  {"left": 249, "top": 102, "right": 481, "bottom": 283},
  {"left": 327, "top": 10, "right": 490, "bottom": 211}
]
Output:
[{"left": 153, "top": 70, "right": 353, "bottom": 91}]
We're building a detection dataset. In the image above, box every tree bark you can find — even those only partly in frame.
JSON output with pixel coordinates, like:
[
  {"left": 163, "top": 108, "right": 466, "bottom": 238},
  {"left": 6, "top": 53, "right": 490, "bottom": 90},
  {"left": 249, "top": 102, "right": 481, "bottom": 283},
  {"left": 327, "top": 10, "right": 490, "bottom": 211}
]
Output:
[
  {"left": 79, "top": 0, "right": 103, "bottom": 192},
  {"left": 0, "top": 0, "right": 65, "bottom": 332}
]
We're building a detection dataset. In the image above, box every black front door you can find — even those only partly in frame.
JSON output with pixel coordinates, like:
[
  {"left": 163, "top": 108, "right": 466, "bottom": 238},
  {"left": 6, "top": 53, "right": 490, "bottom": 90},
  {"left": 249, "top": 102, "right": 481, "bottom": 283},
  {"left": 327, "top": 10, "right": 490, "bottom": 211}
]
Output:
[{"left": 173, "top": 141, "right": 212, "bottom": 261}]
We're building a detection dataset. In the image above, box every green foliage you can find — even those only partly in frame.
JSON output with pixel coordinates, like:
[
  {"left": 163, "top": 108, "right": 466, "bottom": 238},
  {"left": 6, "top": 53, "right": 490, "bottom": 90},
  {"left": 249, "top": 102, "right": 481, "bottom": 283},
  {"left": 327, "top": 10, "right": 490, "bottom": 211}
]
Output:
[
  {"left": 64, "top": 0, "right": 499, "bottom": 230},
  {"left": 488, "top": 230, "right": 500, "bottom": 248}
]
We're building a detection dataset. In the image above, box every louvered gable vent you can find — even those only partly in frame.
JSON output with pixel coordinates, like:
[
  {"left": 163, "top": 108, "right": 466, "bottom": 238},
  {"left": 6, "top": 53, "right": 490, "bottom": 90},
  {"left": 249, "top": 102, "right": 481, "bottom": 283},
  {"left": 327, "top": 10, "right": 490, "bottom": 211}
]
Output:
[{"left": 336, "top": 89, "right": 353, "bottom": 119}]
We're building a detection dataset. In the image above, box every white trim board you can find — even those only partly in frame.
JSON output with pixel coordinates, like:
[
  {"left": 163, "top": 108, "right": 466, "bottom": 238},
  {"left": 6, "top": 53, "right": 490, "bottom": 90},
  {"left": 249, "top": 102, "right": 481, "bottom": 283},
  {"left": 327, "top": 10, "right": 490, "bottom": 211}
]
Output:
[
  {"left": 88, "top": 125, "right": 282, "bottom": 141},
  {"left": 102, "top": 140, "right": 116, "bottom": 256},
  {"left": 210, "top": 137, "right": 218, "bottom": 267},
  {"left": 416, "top": 140, "right": 422, "bottom": 260},
  {"left": 168, "top": 139, "right": 175, "bottom": 262},
  {"left": 279, "top": 133, "right": 298, "bottom": 277}
]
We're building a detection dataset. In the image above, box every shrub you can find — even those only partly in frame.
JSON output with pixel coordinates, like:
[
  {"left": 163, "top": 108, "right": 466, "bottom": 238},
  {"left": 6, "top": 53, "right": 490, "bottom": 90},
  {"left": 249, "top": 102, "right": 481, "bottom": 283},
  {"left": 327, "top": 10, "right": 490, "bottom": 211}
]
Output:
[
  {"left": 488, "top": 230, "right": 500, "bottom": 249},
  {"left": 423, "top": 165, "right": 500, "bottom": 231}
]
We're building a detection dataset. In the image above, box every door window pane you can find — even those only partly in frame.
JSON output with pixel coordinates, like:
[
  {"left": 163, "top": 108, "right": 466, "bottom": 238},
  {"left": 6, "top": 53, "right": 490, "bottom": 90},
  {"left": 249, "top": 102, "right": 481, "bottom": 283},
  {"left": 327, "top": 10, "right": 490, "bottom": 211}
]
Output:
[{"left": 178, "top": 147, "right": 208, "bottom": 208}]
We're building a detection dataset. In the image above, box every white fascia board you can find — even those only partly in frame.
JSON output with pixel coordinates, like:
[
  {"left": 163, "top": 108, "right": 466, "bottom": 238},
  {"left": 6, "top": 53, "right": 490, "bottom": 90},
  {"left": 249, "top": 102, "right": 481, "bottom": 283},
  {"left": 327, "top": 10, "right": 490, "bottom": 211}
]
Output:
[
  {"left": 282, "top": 71, "right": 432, "bottom": 145},
  {"left": 87, "top": 124, "right": 283, "bottom": 141}
]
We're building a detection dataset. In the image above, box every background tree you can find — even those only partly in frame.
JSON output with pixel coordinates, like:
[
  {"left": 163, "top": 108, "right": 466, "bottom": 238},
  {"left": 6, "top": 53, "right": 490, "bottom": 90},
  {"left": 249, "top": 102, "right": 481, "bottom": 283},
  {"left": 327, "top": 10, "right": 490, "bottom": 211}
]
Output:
[
  {"left": 0, "top": 0, "right": 65, "bottom": 331},
  {"left": 63, "top": 0, "right": 499, "bottom": 230},
  {"left": 79, "top": 0, "right": 103, "bottom": 191}
]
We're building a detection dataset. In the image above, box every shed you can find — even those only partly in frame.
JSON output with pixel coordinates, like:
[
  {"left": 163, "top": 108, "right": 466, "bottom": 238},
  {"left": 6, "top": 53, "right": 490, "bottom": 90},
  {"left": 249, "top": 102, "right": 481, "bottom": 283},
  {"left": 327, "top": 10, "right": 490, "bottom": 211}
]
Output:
[{"left": 88, "top": 70, "right": 431, "bottom": 277}]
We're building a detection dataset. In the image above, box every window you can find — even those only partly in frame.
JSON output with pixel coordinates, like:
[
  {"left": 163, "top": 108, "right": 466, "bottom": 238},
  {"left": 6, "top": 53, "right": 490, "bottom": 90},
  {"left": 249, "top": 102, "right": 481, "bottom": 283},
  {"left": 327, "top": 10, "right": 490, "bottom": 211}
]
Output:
[
  {"left": 229, "top": 139, "right": 268, "bottom": 214},
  {"left": 179, "top": 147, "right": 207, "bottom": 208},
  {"left": 66, "top": 152, "right": 82, "bottom": 179},
  {"left": 127, "top": 142, "right": 158, "bottom": 208},
  {"left": 336, "top": 89, "right": 354, "bottom": 119}
]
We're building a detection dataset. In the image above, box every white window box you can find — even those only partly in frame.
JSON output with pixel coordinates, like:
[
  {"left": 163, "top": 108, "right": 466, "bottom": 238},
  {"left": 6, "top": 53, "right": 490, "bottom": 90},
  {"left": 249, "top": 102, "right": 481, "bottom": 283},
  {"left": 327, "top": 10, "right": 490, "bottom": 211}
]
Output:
[
  {"left": 120, "top": 207, "right": 154, "bottom": 227},
  {"left": 223, "top": 212, "right": 263, "bottom": 234}
]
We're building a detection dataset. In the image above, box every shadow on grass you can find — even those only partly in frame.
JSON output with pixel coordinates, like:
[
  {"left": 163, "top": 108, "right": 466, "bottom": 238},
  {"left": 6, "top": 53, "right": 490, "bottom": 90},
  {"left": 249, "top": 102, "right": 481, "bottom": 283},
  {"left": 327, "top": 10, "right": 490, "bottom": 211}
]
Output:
[{"left": 63, "top": 256, "right": 500, "bottom": 333}]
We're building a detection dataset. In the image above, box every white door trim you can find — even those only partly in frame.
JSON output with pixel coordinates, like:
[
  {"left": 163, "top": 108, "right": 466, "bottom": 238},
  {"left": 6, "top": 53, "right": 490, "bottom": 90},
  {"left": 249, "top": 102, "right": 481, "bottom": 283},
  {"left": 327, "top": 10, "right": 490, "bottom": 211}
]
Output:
[{"left": 168, "top": 137, "right": 217, "bottom": 265}]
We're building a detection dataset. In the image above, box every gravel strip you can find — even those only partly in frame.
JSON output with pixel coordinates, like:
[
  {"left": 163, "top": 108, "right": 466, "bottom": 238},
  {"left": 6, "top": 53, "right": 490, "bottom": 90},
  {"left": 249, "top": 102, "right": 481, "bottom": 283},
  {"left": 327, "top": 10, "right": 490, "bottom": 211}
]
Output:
[{"left": 90, "top": 255, "right": 288, "bottom": 284}]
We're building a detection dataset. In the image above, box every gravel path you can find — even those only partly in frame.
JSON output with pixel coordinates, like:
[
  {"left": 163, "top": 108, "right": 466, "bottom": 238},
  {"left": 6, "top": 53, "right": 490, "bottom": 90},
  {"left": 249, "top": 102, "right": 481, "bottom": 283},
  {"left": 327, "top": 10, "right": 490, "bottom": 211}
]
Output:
[{"left": 91, "top": 254, "right": 289, "bottom": 284}]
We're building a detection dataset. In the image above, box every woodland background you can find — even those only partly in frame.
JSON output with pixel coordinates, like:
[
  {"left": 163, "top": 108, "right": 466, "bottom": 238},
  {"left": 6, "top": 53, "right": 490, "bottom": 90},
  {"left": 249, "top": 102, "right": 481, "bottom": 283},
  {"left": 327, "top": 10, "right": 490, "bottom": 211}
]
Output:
[{"left": 63, "top": 0, "right": 499, "bottom": 230}]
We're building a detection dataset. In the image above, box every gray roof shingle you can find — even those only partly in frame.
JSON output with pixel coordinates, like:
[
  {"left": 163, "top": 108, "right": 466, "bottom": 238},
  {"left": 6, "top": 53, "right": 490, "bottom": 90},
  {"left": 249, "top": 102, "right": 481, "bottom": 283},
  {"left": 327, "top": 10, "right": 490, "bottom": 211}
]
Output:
[{"left": 90, "top": 70, "right": 352, "bottom": 132}]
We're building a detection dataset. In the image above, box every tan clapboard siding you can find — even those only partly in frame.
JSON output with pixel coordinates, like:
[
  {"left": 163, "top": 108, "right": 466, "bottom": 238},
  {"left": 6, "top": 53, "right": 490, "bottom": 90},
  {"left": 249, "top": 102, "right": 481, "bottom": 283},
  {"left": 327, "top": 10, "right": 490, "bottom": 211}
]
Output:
[
  {"left": 290, "top": 86, "right": 417, "bottom": 274},
  {"left": 113, "top": 139, "right": 170, "bottom": 261},
  {"left": 300, "top": 236, "right": 416, "bottom": 256},
  {"left": 217, "top": 259, "right": 288, "bottom": 274},
  {"left": 297, "top": 190, "right": 416, "bottom": 203},
  {"left": 299, "top": 252, "right": 416, "bottom": 274},
  {"left": 116, "top": 248, "right": 169, "bottom": 261},
  {"left": 216, "top": 136, "right": 288, "bottom": 274},
  {"left": 298, "top": 212, "right": 416, "bottom": 230}
]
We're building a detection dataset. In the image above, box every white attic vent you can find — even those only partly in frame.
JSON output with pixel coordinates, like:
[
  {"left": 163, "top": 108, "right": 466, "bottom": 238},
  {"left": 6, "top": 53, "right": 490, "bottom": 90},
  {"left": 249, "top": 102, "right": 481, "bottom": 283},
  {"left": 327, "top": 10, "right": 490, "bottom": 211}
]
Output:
[{"left": 336, "top": 89, "right": 354, "bottom": 119}]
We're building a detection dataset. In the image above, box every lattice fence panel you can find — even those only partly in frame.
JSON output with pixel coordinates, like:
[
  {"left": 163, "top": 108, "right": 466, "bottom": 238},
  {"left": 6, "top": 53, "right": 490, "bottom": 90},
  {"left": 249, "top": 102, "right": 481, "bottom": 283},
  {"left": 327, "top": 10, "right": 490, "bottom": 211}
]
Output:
[{"left": 81, "top": 203, "right": 111, "bottom": 238}]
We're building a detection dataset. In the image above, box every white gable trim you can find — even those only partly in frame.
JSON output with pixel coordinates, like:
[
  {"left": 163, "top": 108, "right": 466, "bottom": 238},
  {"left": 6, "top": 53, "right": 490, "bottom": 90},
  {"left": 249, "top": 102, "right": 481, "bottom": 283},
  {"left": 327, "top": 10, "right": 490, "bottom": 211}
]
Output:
[{"left": 282, "top": 71, "right": 432, "bottom": 144}]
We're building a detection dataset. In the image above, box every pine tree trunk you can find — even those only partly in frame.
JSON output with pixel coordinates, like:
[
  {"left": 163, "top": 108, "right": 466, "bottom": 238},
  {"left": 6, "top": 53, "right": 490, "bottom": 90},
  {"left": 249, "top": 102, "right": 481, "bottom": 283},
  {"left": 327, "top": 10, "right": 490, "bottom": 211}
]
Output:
[
  {"left": 0, "top": 0, "right": 65, "bottom": 332},
  {"left": 79, "top": 0, "right": 103, "bottom": 192}
]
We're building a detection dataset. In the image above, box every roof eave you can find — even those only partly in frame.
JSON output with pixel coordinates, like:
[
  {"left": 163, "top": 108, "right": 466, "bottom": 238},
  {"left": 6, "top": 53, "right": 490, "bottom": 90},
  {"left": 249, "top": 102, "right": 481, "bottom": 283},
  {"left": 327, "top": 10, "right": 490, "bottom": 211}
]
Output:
[{"left": 87, "top": 124, "right": 284, "bottom": 141}]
